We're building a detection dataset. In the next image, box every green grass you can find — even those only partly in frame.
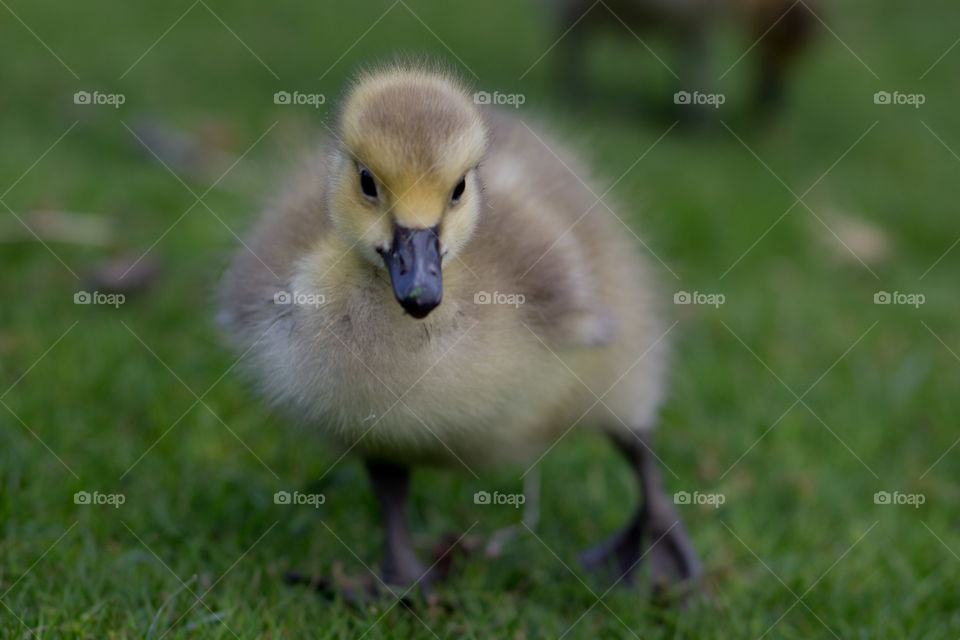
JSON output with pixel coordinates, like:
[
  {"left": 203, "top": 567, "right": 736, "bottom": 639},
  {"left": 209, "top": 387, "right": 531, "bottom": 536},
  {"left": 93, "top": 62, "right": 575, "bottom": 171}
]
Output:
[{"left": 2, "top": 0, "right": 960, "bottom": 637}]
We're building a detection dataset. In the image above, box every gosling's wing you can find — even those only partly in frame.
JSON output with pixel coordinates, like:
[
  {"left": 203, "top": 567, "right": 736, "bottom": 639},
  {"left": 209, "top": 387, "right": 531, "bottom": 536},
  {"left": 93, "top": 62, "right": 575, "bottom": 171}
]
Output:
[{"left": 466, "top": 110, "right": 623, "bottom": 347}]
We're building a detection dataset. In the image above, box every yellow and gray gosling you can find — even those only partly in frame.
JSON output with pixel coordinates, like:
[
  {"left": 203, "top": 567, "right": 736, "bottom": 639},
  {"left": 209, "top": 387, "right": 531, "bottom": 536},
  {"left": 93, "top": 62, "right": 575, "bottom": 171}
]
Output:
[{"left": 219, "top": 63, "right": 700, "bottom": 593}]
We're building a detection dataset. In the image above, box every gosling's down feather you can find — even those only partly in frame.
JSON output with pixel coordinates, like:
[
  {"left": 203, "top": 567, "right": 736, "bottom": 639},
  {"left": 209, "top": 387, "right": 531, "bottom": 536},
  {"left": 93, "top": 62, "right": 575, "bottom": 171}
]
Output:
[{"left": 219, "top": 65, "right": 668, "bottom": 468}]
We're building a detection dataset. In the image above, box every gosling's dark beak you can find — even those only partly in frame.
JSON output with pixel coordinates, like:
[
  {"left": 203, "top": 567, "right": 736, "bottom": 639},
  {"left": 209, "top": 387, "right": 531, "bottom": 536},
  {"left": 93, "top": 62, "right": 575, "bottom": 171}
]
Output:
[{"left": 379, "top": 225, "right": 442, "bottom": 319}]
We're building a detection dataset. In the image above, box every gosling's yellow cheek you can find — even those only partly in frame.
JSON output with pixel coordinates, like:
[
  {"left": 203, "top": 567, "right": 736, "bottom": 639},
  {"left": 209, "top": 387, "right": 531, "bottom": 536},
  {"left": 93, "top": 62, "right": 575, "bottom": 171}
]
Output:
[
  {"left": 440, "top": 201, "right": 479, "bottom": 252},
  {"left": 354, "top": 211, "right": 391, "bottom": 246}
]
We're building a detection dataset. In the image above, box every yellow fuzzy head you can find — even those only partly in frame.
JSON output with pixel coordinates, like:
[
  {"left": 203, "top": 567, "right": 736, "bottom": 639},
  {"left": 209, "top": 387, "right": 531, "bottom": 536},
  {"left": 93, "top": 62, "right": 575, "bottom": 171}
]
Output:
[{"left": 328, "top": 65, "right": 487, "bottom": 269}]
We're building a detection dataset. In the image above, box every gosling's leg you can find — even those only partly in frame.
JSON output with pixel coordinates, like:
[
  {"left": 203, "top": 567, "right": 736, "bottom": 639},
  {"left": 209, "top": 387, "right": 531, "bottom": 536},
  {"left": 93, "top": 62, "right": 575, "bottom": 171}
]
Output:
[
  {"left": 579, "top": 431, "right": 701, "bottom": 593},
  {"left": 366, "top": 459, "right": 432, "bottom": 594}
]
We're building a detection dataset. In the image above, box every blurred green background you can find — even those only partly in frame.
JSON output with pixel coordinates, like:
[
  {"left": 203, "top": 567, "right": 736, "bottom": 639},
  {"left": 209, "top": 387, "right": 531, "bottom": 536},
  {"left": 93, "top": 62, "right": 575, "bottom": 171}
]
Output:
[{"left": 1, "top": 0, "right": 959, "bottom": 637}]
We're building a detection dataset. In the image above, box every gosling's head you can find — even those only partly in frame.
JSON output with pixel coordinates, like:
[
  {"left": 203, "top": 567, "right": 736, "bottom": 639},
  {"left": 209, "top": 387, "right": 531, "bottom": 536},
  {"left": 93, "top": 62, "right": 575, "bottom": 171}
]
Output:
[{"left": 328, "top": 66, "right": 487, "bottom": 319}]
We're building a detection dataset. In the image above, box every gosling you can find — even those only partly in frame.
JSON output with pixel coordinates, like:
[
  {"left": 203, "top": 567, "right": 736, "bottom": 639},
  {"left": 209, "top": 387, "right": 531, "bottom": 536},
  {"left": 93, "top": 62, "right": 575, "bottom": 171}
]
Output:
[{"left": 219, "top": 63, "right": 700, "bottom": 595}]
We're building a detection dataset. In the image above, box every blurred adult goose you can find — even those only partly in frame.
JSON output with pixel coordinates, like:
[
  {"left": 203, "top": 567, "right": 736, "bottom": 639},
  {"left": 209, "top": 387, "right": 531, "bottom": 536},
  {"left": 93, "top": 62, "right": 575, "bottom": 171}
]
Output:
[
  {"left": 552, "top": 0, "right": 818, "bottom": 113},
  {"left": 219, "top": 63, "right": 700, "bottom": 594}
]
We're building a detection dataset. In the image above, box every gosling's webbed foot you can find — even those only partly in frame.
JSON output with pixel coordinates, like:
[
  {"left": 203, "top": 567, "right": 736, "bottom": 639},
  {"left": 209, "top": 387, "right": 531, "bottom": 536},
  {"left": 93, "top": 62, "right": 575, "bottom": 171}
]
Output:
[
  {"left": 579, "top": 519, "right": 643, "bottom": 586},
  {"left": 283, "top": 568, "right": 424, "bottom": 609},
  {"left": 380, "top": 545, "right": 434, "bottom": 599},
  {"left": 282, "top": 547, "right": 434, "bottom": 604},
  {"left": 644, "top": 499, "right": 702, "bottom": 596},
  {"left": 579, "top": 503, "right": 701, "bottom": 596},
  {"left": 283, "top": 530, "right": 472, "bottom": 609},
  {"left": 581, "top": 431, "right": 703, "bottom": 600},
  {"left": 380, "top": 529, "right": 478, "bottom": 598},
  {"left": 283, "top": 569, "right": 384, "bottom": 606}
]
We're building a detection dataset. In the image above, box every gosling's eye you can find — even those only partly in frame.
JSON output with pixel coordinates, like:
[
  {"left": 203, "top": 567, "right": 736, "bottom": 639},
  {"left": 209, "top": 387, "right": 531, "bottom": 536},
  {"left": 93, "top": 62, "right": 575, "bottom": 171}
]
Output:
[
  {"left": 451, "top": 176, "right": 466, "bottom": 204},
  {"left": 359, "top": 167, "right": 378, "bottom": 199}
]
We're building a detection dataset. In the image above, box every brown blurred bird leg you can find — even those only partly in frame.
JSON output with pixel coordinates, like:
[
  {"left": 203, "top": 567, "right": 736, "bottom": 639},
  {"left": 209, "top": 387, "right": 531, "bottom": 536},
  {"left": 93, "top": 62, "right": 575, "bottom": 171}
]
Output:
[
  {"left": 553, "top": 0, "right": 593, "bottom": 102},
  {"left": 580, "top": 431, "right": 701, "bottom": 595},
  {"left": 752, "top": 0, "right": 818, "bottom": 111},
  {"left": 674, "top": 22, "right": 714, "bottom": 127},
  {"left": 366, "top": 459, "right": 434, "bottom": 597}
]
